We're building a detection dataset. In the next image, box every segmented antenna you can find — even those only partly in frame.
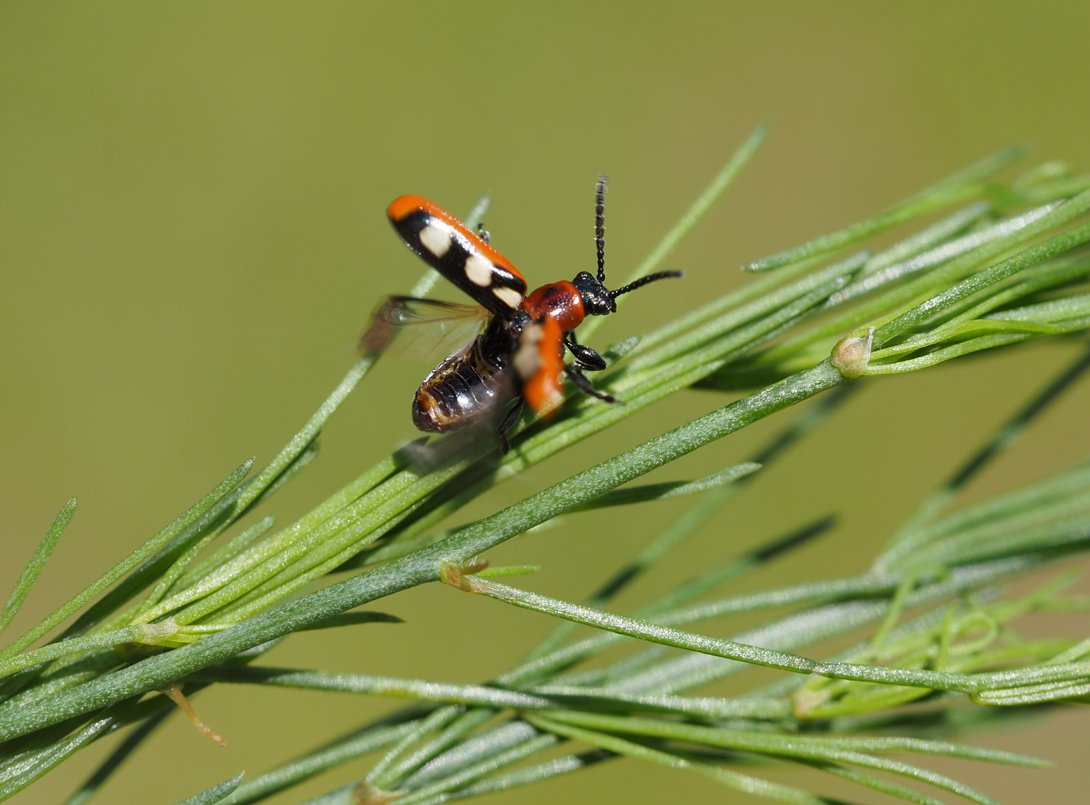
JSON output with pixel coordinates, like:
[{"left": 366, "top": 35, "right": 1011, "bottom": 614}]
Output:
[
  {"left": 595, "top": 175, "right": 607, "bottom": 282},
  {"left": 609, "top": 270, "right": 684, "bottom": 299},
  {"left": 587, "top": 174, "right": 681, "bottom": 303}
]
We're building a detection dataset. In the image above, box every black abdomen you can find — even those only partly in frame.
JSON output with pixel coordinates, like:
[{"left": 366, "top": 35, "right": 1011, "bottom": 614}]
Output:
[{"left": 412, "top": 319, "right": 518, "bottom": 432}]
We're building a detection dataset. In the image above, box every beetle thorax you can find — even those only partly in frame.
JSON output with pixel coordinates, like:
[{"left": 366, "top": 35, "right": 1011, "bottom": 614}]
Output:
[{"left": 522, "top": 280, "right": 586, "bottom": 332}]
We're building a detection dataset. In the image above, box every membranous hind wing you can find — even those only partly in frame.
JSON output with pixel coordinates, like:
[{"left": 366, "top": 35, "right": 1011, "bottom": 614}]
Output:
[
  {"left": 361, "top": 296, "right": 490, "bottom": 359},
  {"left": 387, "top": 195, "right": 528, "bottom": 316}
]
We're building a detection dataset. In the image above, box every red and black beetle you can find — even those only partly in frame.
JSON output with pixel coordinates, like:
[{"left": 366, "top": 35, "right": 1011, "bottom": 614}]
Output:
[{"left": 366, "top": 177, "right": 680, "bottom": 451}]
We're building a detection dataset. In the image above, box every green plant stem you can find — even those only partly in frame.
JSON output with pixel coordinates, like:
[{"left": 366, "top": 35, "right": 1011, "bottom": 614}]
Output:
[
  {"left": 0, "top": 499, "right": 77, "bottom": 634},
  {"left": 224, "top": 723, "right": 417, "bottom": 804},
  {"left": 877, "top": 341, "right": 1090, "bottom": 569},
  {"left": 745, "top": 146, "right": 1024, "bottom": 272},
  {"left": 458, "top": 576, "right": 816, "bottom": 673},
  {"left": 0, "top": 461, "right": 253, "bottom": 661},
  {"left": 11, "top": 138, "right": 1090, "bottom": 804},
  {"left": 528, "top": 715, "right": 832, "bottom": 805},
  {"left": 875, "top": 207, "right": 1090, "bottom": 344},
  {"left": 0, "top": 361, "right": 843, "bottom": 744},
  {"left": 533, "top": 711, "right": 999, "bottom": 804},
  {"left": 63, "top": 709, "right": 171, "bottom": 805},
  {"left": 202, "top": 665, "right": 790, "bottom": 720}
]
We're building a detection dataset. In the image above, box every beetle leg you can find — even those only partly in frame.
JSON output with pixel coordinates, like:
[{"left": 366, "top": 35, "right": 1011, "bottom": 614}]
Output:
[
  {"left": 564, "top": 364, "right": 618, "bottom": 404},
  {"left": 497, "top": 397, "right": 525, "bottom": 454},
  {"left": 564, "top": 333, "right": 607, "bottom": 371}
]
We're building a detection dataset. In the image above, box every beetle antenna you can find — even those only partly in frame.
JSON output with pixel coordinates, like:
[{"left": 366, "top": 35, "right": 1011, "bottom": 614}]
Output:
[
  {"left": 595, "top": 175, "right": 607, "bottom": 283},
  {"left": 609, "top": 270, "right": 684, "bottom": 299}
]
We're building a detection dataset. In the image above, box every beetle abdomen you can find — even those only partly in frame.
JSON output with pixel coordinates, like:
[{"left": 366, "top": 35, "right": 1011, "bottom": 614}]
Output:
[{"left": 412, "top": 333, "right": 517, "bottom": 432}]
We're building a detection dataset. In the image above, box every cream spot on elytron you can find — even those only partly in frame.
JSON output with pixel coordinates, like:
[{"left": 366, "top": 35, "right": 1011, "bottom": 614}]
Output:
[
  {"left": 513, "top": 322, "right": 543, "bottom": 379},
  {"left": 464, "top": 253, "right": 494, "bottom": 287},
  {"left": 419, "top": 223, "right": 451, "bottom": 257},
  {"left": 492, "top": 286, "right": 523, "bottom": 308}
]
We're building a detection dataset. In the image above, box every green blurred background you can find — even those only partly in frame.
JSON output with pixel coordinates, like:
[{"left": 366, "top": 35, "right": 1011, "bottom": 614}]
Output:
[{"left": 2, "top": 2, "right": 1088, "bottom": 802}]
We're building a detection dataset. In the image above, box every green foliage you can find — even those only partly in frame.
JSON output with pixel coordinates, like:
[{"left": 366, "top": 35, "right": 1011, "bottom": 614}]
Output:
[{"left": 2, "top": 128, "right": 1090, "bottom": 804}]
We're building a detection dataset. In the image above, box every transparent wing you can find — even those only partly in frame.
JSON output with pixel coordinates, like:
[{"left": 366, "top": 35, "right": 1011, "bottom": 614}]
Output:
[{"left": 360, "top": 296, "right": 491, "bottom": 360}]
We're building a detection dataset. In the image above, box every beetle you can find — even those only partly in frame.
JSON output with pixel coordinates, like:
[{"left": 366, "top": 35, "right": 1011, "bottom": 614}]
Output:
[{"left": 364, "top": 176, "right": 680, "bottom": 451}]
